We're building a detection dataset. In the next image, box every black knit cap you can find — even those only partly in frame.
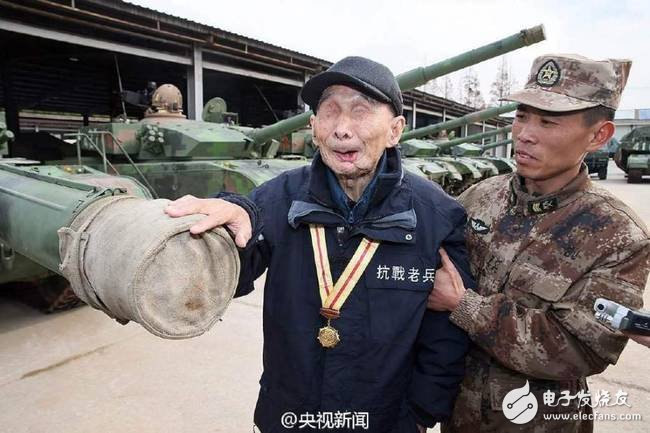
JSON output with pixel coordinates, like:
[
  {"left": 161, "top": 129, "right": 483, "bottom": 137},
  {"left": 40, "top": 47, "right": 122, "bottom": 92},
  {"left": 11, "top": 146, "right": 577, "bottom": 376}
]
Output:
[{"left": 301, "top": 56, "right": 403, "bottom": 116}]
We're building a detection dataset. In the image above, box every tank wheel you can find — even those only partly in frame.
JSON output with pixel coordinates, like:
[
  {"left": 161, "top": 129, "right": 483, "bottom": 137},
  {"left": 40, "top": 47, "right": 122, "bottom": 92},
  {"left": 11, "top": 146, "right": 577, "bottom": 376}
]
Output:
[
  {"left": 628, "top": 169, "right": 642, "bottom": 183},
  {"left": 598, "top": 167, "right": 607, "bottom": 180}
]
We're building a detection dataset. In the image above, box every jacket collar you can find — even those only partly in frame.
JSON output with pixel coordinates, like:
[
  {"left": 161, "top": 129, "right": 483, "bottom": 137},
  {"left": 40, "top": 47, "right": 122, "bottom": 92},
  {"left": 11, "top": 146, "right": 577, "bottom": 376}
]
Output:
[
  {"left": 307, "top": 147, "right": 404, "bottom": 209},
  {"left": 509, "top": 164, "right": 591, "bottom": 216},
  {"left": 326, "top": 152, "right": 387, "bottom": 224},
  {"left": 288, "top": 147, "right": 416, "bottom": 244}
]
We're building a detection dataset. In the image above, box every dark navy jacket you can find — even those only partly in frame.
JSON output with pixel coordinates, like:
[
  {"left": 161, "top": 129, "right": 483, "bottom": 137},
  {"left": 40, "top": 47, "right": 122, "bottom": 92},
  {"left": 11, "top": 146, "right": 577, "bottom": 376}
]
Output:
[{"left": 222, "top": 148, "right": 472, "bottom": 433}]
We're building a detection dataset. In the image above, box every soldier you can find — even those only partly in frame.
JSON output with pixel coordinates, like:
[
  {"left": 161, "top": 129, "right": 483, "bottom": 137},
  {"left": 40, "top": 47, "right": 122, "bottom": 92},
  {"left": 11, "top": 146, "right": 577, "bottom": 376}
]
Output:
[
  {"left": 166, "top": 57, "right": 471, "bottom": 432},
  {"left": 428, "top": 54, "right": 650, "bottom": 432}
]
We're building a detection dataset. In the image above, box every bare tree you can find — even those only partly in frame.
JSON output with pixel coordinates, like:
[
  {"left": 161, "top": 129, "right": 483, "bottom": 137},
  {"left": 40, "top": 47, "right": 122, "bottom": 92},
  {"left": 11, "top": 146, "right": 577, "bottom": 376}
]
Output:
[
  {"left": 441, "top": 76, "right": 454, "bottom": 101},
  {"left": 418, "top": 78, "right": 440, "bottom": 97},
  {"left": 490, "top": 57, "right": 517, "bottom": 106},
  {"left": 459, "top": 68, "right": 485, "bottom": 109}
]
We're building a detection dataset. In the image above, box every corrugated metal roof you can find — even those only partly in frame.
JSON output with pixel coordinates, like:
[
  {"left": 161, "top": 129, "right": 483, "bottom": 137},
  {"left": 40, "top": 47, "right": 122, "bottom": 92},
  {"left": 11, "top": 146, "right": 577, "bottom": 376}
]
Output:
[
  {"left": 104, "top": 2, "right": 503, "bottom": 123},
  {"left": 0, "top": 0, "right": 506, "bottom": 129},
  {"left": 103, "top": 0, "right": 331, "bottom": 66}
]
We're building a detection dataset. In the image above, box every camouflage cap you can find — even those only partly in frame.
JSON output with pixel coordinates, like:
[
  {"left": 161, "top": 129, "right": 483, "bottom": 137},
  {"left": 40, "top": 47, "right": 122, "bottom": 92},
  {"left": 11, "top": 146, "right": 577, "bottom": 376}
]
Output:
[{"left": 503, "top": 54, "right": 632, "bottom": 112}]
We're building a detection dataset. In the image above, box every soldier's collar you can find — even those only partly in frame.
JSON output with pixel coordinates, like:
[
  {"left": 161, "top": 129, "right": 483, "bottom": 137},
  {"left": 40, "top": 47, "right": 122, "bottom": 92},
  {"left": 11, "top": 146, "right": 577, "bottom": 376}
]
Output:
[{"left": 509, "top": 165, "right": 590, "bottom": 216}]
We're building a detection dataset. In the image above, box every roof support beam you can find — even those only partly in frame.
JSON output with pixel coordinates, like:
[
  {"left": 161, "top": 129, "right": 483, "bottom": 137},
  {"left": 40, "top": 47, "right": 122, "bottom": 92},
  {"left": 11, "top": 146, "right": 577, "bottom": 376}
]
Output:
[
  {"left": 402, "top": 105, "right": 443, "bottom": 118},
  {"left": 0, "top": 18, "right": 191, "bottom": 65},
  {"left": 203, "top": 60, "right": 303, "bottom": 87},
  {"left": 411, "top": 101, "right": 417, "bottom": 129},
  {"left": 186, "top": 45, "right": 203, "bottom": 120}
]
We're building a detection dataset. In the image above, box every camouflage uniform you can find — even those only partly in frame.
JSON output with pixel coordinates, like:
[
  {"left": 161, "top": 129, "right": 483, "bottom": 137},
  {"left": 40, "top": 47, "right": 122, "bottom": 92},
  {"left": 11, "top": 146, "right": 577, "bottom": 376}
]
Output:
[
  {"left": 441, "top": 54, "right": 650, "bottom": 432},
  {"left": 443, "top": 169, "right": 649, "bottom": 432}
]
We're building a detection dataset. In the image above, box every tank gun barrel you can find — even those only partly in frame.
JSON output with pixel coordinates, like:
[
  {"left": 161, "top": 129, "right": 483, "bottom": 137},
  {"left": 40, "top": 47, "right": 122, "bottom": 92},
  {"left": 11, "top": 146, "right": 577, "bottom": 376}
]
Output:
[
  {"left": 481, "top": 139, "right": 514, "bottom": 153},
  {"left": 396, "top": 25, "right": 545, "bottom": 90},
  {"left": 248, "top": 25, "right": 544, "bottom": 145},
  {"left": 435, "top": 126, "right": 512, "bottom": 149},
  {"left": 246, "top": 111, "right": 312, "bottom": 148},
  {"left": 0, "top": 164, "right": 132, "bottom": 273},
  {"left": 0, "top": 164, "right": 239, "bottom": 339},
  {"left": 400, "top": 103, "right": 518, "bottom": 143}
]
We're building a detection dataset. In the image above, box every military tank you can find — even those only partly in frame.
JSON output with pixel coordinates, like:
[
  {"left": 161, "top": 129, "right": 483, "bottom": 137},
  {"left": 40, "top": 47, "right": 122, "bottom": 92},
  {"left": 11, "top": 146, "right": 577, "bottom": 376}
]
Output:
[
  {"left": 431, "top": 127, "right": 513, "bottom": 176},
  {"left": 445, "top": 129, "right": 515, "bottom": 175},
  {"left": 0, "top": 25, "right": 545, "bottom": 311},
  {"left": 64, "top": 26, "right": 544, "bottom": 198},
  {"left": 472, "top": 138, "right": 515, "bottom": 171},
  {"left": 614, "top": 126, "right": 650, "bottom": 183},
  {"left": 399, "top": 103, "right": 517, "bottom": 194}
]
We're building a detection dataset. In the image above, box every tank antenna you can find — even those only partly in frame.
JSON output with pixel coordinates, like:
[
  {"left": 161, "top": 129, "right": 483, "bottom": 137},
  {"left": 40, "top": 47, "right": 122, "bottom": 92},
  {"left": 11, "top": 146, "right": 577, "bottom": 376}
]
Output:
[{"left": 114, "top": 53, "right": 128, "bottom": 122}]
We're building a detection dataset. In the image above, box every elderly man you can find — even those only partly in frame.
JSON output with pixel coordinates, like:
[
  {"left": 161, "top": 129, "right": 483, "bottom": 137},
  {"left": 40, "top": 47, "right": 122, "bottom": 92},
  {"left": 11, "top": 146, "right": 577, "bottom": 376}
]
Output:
[
  {"left": 429, "top": 54, "right": 650, "bottom": 432},
  {"left": 166, "top": 57, "right": 470, "bottom": 432}
]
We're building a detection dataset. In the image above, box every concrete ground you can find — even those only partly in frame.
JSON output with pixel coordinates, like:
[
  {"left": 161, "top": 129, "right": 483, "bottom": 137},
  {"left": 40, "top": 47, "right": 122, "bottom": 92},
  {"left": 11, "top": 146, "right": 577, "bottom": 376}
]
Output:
[{"left": 0, "top": 161, "right": 648, "bottom": 433}]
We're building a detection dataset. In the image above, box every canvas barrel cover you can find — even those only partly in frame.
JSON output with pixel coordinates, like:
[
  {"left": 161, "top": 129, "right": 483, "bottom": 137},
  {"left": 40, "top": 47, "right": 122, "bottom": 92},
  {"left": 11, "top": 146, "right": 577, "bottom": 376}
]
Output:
[{"left": 58, "top": 195, "right": 240, "bottom": 339}]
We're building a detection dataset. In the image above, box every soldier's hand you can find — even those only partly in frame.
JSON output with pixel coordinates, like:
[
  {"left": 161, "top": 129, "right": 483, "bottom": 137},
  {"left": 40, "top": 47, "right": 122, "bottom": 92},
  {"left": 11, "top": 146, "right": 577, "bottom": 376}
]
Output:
[
  {"left": 623, "top": 332, "right": 650, "bottom": 348},
  {"left": 164, "top": 195, "right": 252, "bottom": 248},
  {"left": 427, "top": 248, "right": 466, "bottom": 312}
]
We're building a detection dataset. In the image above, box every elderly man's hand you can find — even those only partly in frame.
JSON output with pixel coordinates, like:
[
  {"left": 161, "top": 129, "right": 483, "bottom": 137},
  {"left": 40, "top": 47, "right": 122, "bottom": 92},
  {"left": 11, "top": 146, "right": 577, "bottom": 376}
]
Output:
[
  {"left": 427, "top": 248, "right": 466, "bottom": 312},
  {"left": 623, "top": 332, "right": 650, "bottom": 349},
  {"left": 164, "top": 195, "right": 252, "bottom": 248}
]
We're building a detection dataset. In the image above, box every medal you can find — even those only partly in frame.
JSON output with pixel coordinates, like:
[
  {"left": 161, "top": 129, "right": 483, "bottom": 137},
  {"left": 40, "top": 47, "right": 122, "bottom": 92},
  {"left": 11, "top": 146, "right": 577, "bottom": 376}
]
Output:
[
  {"left": 317, "top": 308, "right": 340, "bottom": 348},
  {"left": 309, "top": 225, "right": 380, "bottom": 349},
  {"left": 318, "top": 320, "right": 340, "bottom": 348}
]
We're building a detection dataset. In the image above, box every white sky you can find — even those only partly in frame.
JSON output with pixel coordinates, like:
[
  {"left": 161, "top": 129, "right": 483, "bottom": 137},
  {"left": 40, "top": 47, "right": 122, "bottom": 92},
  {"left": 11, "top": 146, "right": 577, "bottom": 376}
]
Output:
[{"left": 129, "top": 0, "right": 650, "bottom": 110}]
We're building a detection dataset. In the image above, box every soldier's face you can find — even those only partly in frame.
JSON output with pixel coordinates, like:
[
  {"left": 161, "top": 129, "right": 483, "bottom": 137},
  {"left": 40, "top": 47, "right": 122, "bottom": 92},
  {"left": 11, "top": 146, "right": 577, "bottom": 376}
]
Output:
[
  {"left": 512, "top": 105, "right": 608, "bottom": 193},
  {"left": 310, "top": 85, "right": 405, "bottom": 179}
]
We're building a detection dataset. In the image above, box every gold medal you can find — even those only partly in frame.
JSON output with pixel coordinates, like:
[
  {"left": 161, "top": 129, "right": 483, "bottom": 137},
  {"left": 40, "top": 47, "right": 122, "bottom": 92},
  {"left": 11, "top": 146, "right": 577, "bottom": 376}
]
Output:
[
  {"left": 318, "top": 321, "right": 340, "bottom": 348},
  {"left": 309, "top": 225, "right": 380, "bottom": 351}
]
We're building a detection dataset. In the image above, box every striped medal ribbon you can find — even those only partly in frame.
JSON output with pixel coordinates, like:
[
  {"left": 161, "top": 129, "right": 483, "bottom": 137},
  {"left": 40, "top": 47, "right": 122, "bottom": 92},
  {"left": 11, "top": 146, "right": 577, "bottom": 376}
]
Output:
[{"left": 309, "top": 224, "right": 380, "bottom": 348}]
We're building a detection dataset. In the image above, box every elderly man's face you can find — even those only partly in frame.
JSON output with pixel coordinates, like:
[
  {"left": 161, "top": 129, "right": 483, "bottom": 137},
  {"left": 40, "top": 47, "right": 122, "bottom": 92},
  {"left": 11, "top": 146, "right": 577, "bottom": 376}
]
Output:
[{"left": 310, "top": 85, "right": 405, "bottom": 179}]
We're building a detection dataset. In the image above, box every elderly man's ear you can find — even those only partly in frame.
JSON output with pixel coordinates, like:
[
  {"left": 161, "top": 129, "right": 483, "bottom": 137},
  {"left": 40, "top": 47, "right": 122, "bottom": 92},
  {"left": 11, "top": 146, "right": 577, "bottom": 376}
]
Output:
[
  {"left": 309, "top": 114, "right": 320, "bottom": 148},
  {"left": 388, "top": 115, "right": 406, "bottom": 147}
]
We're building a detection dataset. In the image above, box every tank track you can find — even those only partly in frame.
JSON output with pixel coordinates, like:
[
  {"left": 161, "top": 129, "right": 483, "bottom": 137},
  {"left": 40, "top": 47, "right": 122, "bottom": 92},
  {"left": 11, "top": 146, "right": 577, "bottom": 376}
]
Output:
[{"left": 1, "top": 276, "right": 83, "bottom": 313}]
